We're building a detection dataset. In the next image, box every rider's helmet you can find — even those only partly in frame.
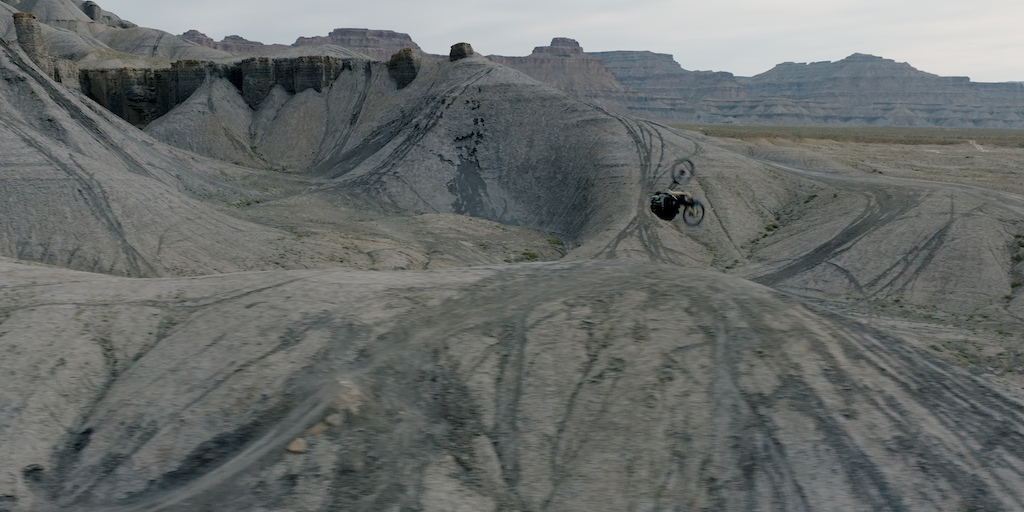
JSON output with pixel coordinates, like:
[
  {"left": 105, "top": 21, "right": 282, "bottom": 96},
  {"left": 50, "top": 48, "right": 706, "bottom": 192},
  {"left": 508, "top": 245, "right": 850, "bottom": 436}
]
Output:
[{"left": 650, "top": 192, "right": 680, "bottom": 221}]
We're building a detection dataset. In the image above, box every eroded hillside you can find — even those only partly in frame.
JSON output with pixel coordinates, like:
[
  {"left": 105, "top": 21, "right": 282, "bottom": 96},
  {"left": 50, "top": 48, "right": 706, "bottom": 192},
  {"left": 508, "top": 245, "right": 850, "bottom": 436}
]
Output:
[{"left": 1, "top": 2, "right": 1024, "bottom": 511}]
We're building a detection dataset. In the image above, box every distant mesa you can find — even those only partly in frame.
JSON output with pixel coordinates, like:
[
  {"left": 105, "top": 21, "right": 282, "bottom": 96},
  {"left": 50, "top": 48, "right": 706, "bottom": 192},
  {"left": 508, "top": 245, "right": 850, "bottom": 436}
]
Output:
[
  {"left": 532, "top": 37, "right": 585, "bottom": 56},
  {"left": 180, "top": 29, "right": 216, "bottom": 47},
  {"left": 11, "top": 0, "right": 1024, "bottom": 129},
  {"left": 488, "top": 37, "right": 630, "bottom": 112},
  {"left": 180, "top": 30, "right": 266, "bottom": 54},
  {"left": 179, "top": 27, "right": 424, "bottom": 61},
  {"left": 294, "top": 28, "right": 422, "bottom": 61}
]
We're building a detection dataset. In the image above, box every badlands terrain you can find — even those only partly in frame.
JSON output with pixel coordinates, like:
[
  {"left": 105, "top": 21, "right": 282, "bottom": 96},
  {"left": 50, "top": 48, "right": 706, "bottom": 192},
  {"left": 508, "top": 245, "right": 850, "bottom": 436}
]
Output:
[{"left": 2, "top": 1, "right": 1024, "bottom": 511}]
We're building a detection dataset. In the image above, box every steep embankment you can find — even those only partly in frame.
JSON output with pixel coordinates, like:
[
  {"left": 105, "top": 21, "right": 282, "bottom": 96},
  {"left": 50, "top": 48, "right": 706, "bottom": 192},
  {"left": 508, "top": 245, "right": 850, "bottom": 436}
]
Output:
[
  {"left": 144, "top": 48, "right": 665, "bottom": 247},
  {"left": 140, "top": 41, "right": 1024, "bottom": 319},
  {"left": 0, "top": 38, "right": 573, "bottom": 274},
  {"left": 1, "top": 0, "right": 229, "bottom": 63},
  {"left": 0, "top": 37, "right": 357, "bottom": 276},
  {"left": 2, "top": 259, "right": 1024, "bottom": 511},
  {"left": 141, "top": 46, "right": 811, "bottom": 270}
]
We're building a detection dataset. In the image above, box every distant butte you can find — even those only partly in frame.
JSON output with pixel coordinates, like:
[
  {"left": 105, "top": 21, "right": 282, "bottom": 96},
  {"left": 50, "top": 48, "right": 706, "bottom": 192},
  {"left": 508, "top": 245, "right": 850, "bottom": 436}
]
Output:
[{"left": 293, "top": 28, "right": 423, "bottom": 61}]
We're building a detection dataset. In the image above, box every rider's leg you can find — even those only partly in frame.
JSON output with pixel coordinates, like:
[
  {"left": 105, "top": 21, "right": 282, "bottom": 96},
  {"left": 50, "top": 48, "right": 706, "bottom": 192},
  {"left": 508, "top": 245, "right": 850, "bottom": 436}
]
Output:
[
  {"left": 667, "top": 190, "right": 697, "bottom": 216},
  {"left": 666, "top": 190, "right": 691, "bottom": 202}
]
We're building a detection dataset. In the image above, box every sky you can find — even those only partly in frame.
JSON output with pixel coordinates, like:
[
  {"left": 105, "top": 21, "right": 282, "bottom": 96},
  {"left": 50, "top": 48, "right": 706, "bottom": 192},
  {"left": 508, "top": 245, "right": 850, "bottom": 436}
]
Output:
[{"left": 97, "top": 0, "right": 1024, "bottom": 82}]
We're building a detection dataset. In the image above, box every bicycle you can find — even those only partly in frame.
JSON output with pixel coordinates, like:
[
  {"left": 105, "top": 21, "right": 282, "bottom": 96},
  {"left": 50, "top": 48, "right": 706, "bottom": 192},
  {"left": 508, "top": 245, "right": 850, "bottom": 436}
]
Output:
[{"left": 650, "top": 158, "right": 705, "bottom": 226}]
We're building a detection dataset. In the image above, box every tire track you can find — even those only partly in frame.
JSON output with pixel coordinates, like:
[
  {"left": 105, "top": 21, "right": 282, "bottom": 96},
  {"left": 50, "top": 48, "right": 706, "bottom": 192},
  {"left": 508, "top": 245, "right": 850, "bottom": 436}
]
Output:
[
  {"left": 591, "top": 113, "right": 700, "bottom": 264},
  {"left": 749, "top": 160, "right": 923, "bottom": 289}
]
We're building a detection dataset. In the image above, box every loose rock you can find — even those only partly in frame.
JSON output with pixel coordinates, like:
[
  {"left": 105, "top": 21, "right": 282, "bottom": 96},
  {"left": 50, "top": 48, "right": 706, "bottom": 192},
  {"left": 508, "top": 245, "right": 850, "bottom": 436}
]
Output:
[
  {"left": 306, "top": 422, "right": 329, "bottom": 437},
  {"left": 449, "top": 42, "right": 474, "bottom": 61},
  {"left": 286, "top": 438, "right": 308, "bottom": 454}
]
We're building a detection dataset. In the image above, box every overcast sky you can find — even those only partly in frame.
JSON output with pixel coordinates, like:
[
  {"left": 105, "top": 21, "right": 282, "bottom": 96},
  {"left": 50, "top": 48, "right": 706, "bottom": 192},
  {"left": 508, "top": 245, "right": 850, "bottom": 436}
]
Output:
[{"left": 98, "top": 0, "right": 1024, "bottom": 82}]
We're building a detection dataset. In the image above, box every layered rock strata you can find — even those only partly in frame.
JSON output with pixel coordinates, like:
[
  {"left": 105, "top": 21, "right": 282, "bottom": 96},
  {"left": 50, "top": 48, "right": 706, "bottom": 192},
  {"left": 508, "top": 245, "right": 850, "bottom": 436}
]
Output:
[
  {"left": 591, "top": 51, "right": 1024, "bottom": 127},
  {"left": 79, "top": 56, "right": 354, "bottom": 127},
  {"left": 79, "top": 61, "right": 233, "bottom": 127},
  {"left": 11, "top": 11, "right": 79, "bottom": 89},
  {"left": 238, "top": 55, "right": 348, "bottom": 107},
  {"left": 11, "top": 11, "right": 45, "bottom": 62}
]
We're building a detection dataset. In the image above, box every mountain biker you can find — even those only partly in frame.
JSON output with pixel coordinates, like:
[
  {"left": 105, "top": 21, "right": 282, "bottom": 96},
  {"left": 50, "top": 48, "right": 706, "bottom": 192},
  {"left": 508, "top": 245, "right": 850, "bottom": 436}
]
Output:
[{"left": 650, "top": 189, "right": 695, "bottom": 222}]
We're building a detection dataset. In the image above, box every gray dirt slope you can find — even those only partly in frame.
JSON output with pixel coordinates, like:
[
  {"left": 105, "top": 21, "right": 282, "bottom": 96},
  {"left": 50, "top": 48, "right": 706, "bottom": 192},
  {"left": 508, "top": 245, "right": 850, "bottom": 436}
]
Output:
[
  {"left": 1, "top": 0, "right": 230, "bottom": 65},
  {"left": 0, "top": 37, "right": 339, "bottom": 276},
  {"left": 146, "top": 48, "right": 1024, "bottom": 319},
  {"left": 1, "top": 8, "right": 1024, "bottom": 511},
  {"left": 2, "top": 259, "right": 1024, "bottom": 512}
]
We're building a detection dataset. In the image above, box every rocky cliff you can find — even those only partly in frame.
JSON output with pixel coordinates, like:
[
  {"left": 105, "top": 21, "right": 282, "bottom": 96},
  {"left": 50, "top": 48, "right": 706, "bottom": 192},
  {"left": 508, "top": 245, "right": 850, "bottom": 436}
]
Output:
[
  {"left": 9, "top": 11, "right": 80, "bottom": 88},
  {"left": 79, "top": 61, "right": 235, "bottom": 127},
  {"left": 79, "top": 56, "right": 359, "bottom": 127}
]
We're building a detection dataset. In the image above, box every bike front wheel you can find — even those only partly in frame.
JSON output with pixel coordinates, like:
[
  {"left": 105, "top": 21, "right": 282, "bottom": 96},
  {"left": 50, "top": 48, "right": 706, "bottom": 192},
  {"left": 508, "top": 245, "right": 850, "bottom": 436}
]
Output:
[{"left": 682, "top": 200, "right": 705, "bottom": 226}]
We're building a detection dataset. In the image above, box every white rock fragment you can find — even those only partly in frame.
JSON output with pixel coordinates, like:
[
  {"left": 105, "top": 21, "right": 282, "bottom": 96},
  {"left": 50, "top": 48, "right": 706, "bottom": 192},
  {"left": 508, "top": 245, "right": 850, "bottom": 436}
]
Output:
[{"left": 286, "top": 438, "right": 308, "bottom": 454}]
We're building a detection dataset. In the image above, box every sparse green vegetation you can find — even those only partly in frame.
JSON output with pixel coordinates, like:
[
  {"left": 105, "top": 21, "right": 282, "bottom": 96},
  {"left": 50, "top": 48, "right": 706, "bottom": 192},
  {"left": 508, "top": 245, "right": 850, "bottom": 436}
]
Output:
[
  {"left": 803, "top": 194, "right": 818, "bottom": 204},
  {"left": 547, "top": 237, "right": 564, "bottom": 246},
  {"left": 505, "top": 250, "right": 542, "bottom": 263},
  {"left": 1014, "top": 251, "right": 1023, "bottom": 262},
  {"left": 765, "top": 222, "right": 779, "bottom": 232}
]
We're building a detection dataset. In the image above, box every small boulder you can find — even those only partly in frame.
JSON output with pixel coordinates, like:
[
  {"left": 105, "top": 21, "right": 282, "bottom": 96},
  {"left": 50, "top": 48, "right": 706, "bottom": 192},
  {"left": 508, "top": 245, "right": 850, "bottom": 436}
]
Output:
[
  {"left": 387, "top": 47, "right": 420, "bottom": 89},
  {"left": 81, "top": 1, "right": 102, "bottom": 21},
  {"left": 306, "top": 422, "right": 329, "bottom": 437},
  {"left": 449, "top": 42, "right": 474, "bottom": 61},
  {"left": 286, "top": 438, "right": 308, "bottom": 454},
  {"left": 331, "top": 380, "right": 366, "bottom": 414}
]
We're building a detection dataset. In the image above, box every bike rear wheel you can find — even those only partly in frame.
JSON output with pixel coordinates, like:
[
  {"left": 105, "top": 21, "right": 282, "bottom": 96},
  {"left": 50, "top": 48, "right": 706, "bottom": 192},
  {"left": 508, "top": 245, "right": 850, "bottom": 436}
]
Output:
[{"left": 671, "top": 158, "right": 695, "bottom": 187}]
